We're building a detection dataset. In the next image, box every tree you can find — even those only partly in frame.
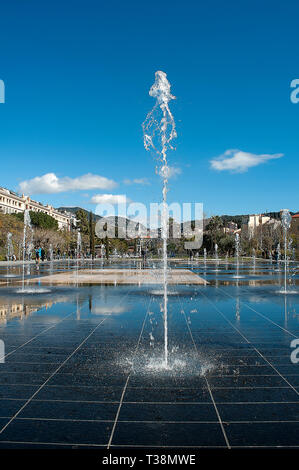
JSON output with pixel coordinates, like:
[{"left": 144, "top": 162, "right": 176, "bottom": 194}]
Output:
[
  {"left": 218, "top": 234, "right": 235, "bottom": 256},
  {"left": 76, "top": 209, "right": 89, "bottom": 234},
  {"left": 14, "top": 211, "right": 58, "bottom": 230},
  {"left": 89, "top": 211, "right": 95, "bottom": 259},
  {"left": 205, "top": 216, "right": 223, "bottom": 252},
  {"left": 0, "top": 213, "right": 24, "bottom": 260}
]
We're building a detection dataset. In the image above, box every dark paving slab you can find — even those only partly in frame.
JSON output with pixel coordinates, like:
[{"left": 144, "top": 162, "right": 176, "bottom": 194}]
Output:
[
  {"left": 5, "top": 354, "right": 68, "bottom": 364},
  {"left": 0, "top": 363, "right": 60, "bottom": 373},
  {"left": 207, "top": 375, "right": 288, "bottom": 388},
  {"left": 217, "top": 402, "right": 299, "bottom": 421},
  {"left": 48, "top": 372, "right": 129, "bottom": 387},
  {"left": 283, "top": 376, "right": 299, "bottom": 387},
  {"left": 0, "top": 419, "right": 113, "bottom": 446},
  {"left": 18, "top": 400, "right": 118, "bottom": 421},
  {"left": 224, "top": 422, "right": 299, "bottom": 447},
  {"left": 0, "top": 384, "right": 40, "bottom": 399},
  {"left": 124, "top": 387, "right": 211, "bottom": 403},
  {"left": 0, "top": 372, "right": 51, "bottom": 385},
  {"left": 111, "top": 422, "right": 227, "bottom": 447},
  {"left": 35, "top": 385, "right": 124, "bottom": 402},
  {"left": 0, "top": 399, "right": 26, "bottom": 417},
  {"left": 118, "top": 403, "right": 218, "bottom": 422},
  {"left": 211, "top": 387, "right": 299, "bottom": 403}
]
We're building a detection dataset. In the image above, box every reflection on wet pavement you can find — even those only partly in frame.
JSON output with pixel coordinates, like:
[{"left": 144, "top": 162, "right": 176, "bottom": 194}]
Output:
[{"left": 0, "top": 259, "right": 298, "bottom": 448}]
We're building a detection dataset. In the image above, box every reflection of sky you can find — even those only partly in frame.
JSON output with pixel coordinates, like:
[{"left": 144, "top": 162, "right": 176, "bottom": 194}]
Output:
[{"left": 90, "top": 303, "right": 128, "bottom": 315}]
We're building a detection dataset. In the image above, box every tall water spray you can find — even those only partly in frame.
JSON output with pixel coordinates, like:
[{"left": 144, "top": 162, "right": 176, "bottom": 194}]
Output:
[
  {"left": 281, "top": 209, "right": 292, "bottom": 294},
  {"left": 143, "top": 71, "right": 176, "bottom": 368}
]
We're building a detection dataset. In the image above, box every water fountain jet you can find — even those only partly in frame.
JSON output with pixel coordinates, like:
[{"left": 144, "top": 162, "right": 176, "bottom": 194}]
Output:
[
  {"left": 279, "top": 209, "right": 297, "bottom": 294},
  {"left": 143, "top": 71, "right": 176, "bottom": 368},
  {"left": 232, "top": 233, "right": 244, "bottom": 279},
  {"left": 4, "top": 233, "right": 16, "bottom": 279}
]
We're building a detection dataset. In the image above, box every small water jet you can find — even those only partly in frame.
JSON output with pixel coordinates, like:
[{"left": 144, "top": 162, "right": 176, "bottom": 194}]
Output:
[
  {"left": 143, "top": 70, "right": 176, "bottom": 368},
  {"left": 49, "top": 243, "right": 54, "bottom": 262},
  {"left": 274, "top": 243, "right": 282, "bottom": 271},
  {"left": 76, "top": 230, "right": 82, "bottom": 284},
  {"left": 4, "top": 233, "right": 17, "bottom": 279},
  {"left": 252, "top": 248, "right": 256, "bottom": 267},
  {"left": 215, "top": 243, "right": 218, "bottom": 262},
  {"left": 232, "top": 233, "right": 244, "bottom": 279},
  {"left": 278, "top": 209, "right": 297, "bottom": 294}
]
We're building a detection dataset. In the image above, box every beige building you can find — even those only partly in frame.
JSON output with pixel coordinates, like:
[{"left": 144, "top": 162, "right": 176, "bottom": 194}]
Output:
[
  {"left": 0, "top": 186, "right": 76, "bottom": 231},
  {"left": 247, "top": 214, "right": 271, "bottom": 238}
]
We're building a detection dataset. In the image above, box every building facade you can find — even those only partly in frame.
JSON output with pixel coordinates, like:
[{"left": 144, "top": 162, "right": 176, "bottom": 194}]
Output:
[
  {"left": 247, "top": 214, "right": 271, "bottom": 237},
  {"left": 0, "top": 187, "right": 76, "bottom": 231}
]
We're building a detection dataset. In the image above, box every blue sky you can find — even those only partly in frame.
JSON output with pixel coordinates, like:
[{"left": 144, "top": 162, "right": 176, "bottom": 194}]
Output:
[{"left": 0, "top": 0, "right": 298, "bottom": 219}]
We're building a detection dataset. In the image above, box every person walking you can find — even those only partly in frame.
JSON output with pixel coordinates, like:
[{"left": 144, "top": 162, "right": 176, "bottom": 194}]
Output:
[{"left": 35, "top": 246, "right": 42, "bottom": 265}]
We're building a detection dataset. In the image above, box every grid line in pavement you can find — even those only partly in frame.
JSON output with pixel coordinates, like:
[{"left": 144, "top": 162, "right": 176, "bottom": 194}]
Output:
[
  {"left": 107, "top": 296, "right": 153, "bottom": 449},
  {"left": 0, "top": 310, "right": 75, "bottom": 362},
  {"left": 199, "top": 289, "right": 299, "bottom": 397},
  {"left": 177, "top": 294, "right": 231, "bottom": 449},
  {"left": 0, "top": 317, "right": 108, "bottom": 434}
]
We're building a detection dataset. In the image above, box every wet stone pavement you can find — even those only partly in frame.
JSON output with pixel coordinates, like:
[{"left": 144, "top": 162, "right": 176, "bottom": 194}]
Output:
[{"left": 0, "top": 259, "right": 298, "bottom": 448}]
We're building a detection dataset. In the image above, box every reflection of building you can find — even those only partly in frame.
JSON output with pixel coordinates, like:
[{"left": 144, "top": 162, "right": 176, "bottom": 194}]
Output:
[
  {"left": 0, "top": 301, "right": 55, "bottom": 323},
  {"left": 0, "top": 186, "right": 76, "bottom": 231},
  {"left": 0, "top": 303, "right": 35, "bottom": 323}
]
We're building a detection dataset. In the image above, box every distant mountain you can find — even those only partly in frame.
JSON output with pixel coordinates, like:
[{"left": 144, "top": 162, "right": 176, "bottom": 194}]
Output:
[
  {"left": 56, "top": 206, "right": 102, "bottom": 222},
  {"left": 57, "top": 207, "right": 148, "bottom": 235}
]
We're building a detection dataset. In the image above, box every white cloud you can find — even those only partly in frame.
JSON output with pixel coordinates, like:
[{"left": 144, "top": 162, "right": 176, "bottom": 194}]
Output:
[
  {"left": 159, "top": 166, "right": 182, "bottom": 179},
  {"left": 90, "top": 194, "right": 130, "bottom": 205},
  {"left": 210, "top": 149, "right": 284, "bottom": 173},
  {"left": 123, "top": 178, "right": 150, "bottom": 185},
  {"left": 19, "top": 172, "right": 117, "bottom": 195}
]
